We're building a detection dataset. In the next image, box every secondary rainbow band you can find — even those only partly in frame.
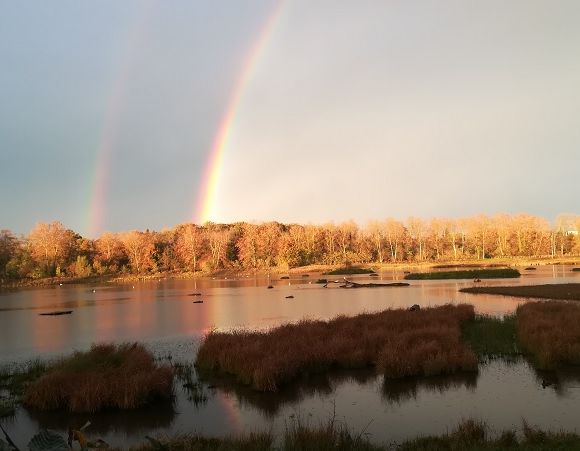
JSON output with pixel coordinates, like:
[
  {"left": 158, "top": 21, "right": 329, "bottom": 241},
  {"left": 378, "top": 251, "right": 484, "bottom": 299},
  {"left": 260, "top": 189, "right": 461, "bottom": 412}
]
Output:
[
  {"left": 86, "top": 3, "right": 155, "bottom": 238},
  {"left": 194, "top": 2, "right": 284, "bottom": 224}
]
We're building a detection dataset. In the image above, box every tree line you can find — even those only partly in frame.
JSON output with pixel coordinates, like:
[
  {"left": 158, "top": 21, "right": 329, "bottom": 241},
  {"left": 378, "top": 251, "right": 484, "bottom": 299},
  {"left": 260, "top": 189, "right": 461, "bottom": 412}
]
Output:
[{"left": 0, "top": 213, "right": 578, "bottom": 281}]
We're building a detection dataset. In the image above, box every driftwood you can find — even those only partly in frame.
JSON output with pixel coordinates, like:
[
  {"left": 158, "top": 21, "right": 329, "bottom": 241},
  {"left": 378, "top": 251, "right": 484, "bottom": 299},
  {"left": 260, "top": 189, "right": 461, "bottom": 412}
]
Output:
[{"left": 340, "top": 279, "right": 410, "bottom": 289}]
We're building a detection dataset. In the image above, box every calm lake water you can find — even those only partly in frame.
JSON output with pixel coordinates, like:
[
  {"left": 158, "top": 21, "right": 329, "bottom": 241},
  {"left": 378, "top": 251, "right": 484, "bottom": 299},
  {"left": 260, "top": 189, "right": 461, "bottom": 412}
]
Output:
[{"left": 1, "top": 265, "right": 579, "bottom": 447}]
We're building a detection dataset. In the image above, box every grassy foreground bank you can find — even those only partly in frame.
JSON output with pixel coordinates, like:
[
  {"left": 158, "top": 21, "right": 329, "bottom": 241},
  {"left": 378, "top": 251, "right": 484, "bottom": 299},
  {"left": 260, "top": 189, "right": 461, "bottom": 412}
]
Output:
[
  {"left": 461, "top": 283, "right": 580, "bottom": 301},
  {"left": 404, "top": 268, "right": 520, "bottom": 280},
  {"left": 121, "top": 418, "right": 580, "bottom": 450}
]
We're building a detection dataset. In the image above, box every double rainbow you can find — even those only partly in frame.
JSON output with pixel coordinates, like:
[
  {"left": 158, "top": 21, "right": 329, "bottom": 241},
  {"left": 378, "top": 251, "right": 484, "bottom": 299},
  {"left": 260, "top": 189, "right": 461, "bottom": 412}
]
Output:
[
  {"left": 193, "top": 2, "right": 284, "bottom": 224},
  {"left": 87, "top": 2, "right": 284, "bottom": 237}
]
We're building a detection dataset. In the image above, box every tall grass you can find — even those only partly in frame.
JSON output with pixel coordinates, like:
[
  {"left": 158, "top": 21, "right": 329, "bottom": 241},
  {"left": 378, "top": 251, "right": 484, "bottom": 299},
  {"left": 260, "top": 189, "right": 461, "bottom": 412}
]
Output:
[
  {"left": 196, "top": 305, "right": 477, "bottom": 391},
  {"left": 516, "top": 302, "right": 580, "bottom": 369},
  {"left": 24, "top": 343, "right": 174, "bottom": 412},
  {"left": 405, "top": 268, "right": 520, "bottom": 280}
]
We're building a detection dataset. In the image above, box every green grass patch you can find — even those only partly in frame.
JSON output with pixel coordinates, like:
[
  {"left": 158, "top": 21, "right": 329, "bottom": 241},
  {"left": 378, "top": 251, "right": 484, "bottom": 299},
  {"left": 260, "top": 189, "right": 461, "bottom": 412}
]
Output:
[
  {"left": 323, "top": 267, "right": 375, "bottom": 275},
  {"left": 405, "top": 268, "right": 520, "bottom": 280},
  {"left": 463, "top": 315, "right": 519, "bottom": 359}
]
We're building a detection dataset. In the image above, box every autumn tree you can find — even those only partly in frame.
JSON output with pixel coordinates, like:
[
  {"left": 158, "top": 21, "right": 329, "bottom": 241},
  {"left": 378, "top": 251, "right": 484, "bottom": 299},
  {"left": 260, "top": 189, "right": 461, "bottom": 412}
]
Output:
[
  {"left": 237, "top": 223, "right": 260, "bottom": 270},
  {"left": 206, "top": 223, "right": 230, "bottom": 270},
  {"left": 120, "top": 230, "right": 155, "bottom": 273},
  {"left": 28, "top": 221, "right": 75, "bottom": 276},
  {"left": 174, "top": 223, "right": 206, "bottom": 274},
  {"left": 367, "top": 221, "right": 387, "bottom": 263},
  {"left": 0, "top": 230, "right": 18, "bottom": 277},
  {"left": 94, "top": 232, "right": 125, "bottom": 273},
  {"left": 383, "top": 218, "right": 405, "bottom": 262},
  {"left": 407, "top": 217, "right": 427, "bottom": 261}
]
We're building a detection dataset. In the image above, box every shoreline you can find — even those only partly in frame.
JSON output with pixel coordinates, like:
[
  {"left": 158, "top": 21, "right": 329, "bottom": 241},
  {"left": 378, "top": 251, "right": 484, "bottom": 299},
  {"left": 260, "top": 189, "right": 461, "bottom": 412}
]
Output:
[{"left": 1, "top": 256, "right": 578, "bottom": 290}]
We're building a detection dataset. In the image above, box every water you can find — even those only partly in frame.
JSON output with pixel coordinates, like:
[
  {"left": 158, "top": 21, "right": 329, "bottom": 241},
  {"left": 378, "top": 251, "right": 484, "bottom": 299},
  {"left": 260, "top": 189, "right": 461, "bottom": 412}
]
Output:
[{"left": 1, "top": 265, "right": 579, "bottom": 447}]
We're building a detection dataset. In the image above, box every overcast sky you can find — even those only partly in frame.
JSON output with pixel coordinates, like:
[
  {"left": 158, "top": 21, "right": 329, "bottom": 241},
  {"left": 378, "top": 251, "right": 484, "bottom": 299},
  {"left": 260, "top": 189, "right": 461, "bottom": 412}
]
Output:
[{"left": 1, "top": 0, "right": 579, "bottom": 237}]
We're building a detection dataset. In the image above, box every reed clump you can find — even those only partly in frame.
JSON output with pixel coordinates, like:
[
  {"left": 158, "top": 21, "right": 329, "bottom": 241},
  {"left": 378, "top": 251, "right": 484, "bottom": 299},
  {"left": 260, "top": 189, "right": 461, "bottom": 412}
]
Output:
[
  {"left": 24, "top": 343, "right": 174, "bottom": 412},
  {"left": 196, "top": 305, "right": 477, "bottom": 391},
  {"left": 516, "top": 302, "right": 580, "bottom": 369}
]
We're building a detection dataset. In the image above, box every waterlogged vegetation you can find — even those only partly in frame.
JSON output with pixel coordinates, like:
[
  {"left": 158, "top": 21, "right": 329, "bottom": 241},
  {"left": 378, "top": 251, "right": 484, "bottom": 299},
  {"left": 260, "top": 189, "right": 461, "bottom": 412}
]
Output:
[
  {"left": 23, "top": 343, "right": 174, "bottom": 412},
  {"left": 196, "top": 300, "right": 580, "bottom": 392},
  {"left": 404, "top": 268, "right": 521, "bottom": 280},
  {"left": 196, "top": 305, "right": 478, "bottom": 391},
  {"left": 517, "top": 302, "right": 580, "bottom": 369},
  {"left": 461, "top": 283, "right": 580, "bottom": 301}
]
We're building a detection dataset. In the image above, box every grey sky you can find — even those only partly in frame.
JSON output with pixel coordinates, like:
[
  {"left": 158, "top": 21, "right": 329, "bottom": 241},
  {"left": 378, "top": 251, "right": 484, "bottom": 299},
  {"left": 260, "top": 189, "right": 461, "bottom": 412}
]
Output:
[{"left": 1, "top": 1, "right": 578, "bottom": 236}]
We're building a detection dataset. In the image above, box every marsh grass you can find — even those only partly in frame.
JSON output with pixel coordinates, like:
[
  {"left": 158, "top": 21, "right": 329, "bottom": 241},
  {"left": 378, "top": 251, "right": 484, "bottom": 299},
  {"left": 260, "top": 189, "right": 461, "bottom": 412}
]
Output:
[
  {"left": 196, "top": 305, "right": 477, "bottom": 391},
  {"left": 129, "top": 419, "right": 580, "bottom": 450},
  {"left": 0, "top": 359, "right": 47, "bottom": 417},
  {"left": 516, "top": 302, "right": 580, "bottom": 369},
  {"left": 405, "top": 268, "right": 520, "bottom": 280},
  {"left": 129, "top": 433, "right": 273, "bottom": 451},
  {"left": 23, "top": 343, "right": 174, "bottom": 412},
  {"left": 461, "top": 283, "right": 580, "bottom": 301},
  {"left": 462, "top": 315, "right": 519, "bottom": 359},
  {"left": 323, "top": 267, "right": 375, "bottom": 275},
  {"left": 283, "top": 415, "right": 380, "bottom": 451},
  {"left": 399, "top": 420, "right": 580, "bottom": 450},
  {"left": 0, "top": 359, "right": 47, "bottom": 397}
]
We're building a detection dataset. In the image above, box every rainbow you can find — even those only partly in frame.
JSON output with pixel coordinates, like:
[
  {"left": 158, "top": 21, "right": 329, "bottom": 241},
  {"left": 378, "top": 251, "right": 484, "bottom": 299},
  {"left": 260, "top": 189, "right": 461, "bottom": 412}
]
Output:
[
  {"left": 194, "top": 2, "right": 285, "bottom": 224},
  {"left": 86, "top": 3, "right": 155, "bottom": 238}
]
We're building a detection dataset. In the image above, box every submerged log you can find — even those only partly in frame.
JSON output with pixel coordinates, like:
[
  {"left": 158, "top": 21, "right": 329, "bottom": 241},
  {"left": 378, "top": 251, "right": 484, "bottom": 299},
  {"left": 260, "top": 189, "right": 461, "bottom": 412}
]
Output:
[{"left": 39, "top": 310, "right": 73, "bottom": 316}]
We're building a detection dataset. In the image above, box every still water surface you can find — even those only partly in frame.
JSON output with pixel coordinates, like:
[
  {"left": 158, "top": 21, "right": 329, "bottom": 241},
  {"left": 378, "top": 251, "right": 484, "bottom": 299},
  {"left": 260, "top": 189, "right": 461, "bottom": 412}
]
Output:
[{"left": 1, "top": 266, "right": 579, "bottom": 447}]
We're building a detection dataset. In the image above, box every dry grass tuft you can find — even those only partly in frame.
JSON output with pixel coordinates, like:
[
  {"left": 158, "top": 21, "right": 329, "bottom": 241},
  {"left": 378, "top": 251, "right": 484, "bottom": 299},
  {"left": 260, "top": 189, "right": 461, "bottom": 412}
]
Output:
[
  {"left": 196, "top": 305, "right": 477, "bottom": 391},
  {"left": 516, "top": 301, "right": 580, "bottom": 369},
  {"left": 24, "top": 343, "right": 174, "bottom": 412}
]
